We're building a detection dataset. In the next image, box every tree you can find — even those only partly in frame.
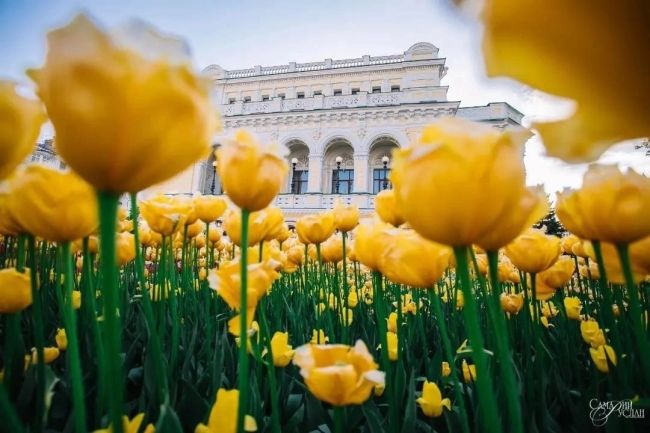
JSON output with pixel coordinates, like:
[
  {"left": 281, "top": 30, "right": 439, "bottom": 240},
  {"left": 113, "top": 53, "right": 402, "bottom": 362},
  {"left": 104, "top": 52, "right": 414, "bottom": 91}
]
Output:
[{"left": 534, "top": 207, "right": 567, "bottom": 237}]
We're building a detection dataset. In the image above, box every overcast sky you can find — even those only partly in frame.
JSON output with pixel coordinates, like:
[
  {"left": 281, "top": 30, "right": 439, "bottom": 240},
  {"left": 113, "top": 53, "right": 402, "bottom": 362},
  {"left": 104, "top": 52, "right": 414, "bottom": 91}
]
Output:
[{"left": 1, "top": 0, "right": 647, "bottom": 197}]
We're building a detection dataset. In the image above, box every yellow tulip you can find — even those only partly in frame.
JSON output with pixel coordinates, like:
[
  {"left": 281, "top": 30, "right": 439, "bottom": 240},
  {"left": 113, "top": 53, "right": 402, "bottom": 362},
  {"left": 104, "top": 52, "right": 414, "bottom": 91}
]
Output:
[
  {"left": 216, "top": 130, "right": 287, "bottom": 212},
  {"left": 193, "top": 194, "right": 227, "bottom": 224},
  {"left": 186, "top": 220, "right": 205, "bottom": 239},
  {"left": 540, "top": 301, "right": 559, "bottom": 319},
  {"left": 0, "top": 268, "right": 32, "bottom": 313},
  {"left": 116, "top": 232, "right": 136, "bottom": 266},
  {"left": 28, "top": 14, "right": 216, "bottom": 193},
  {"left": 374, "top": 189, "right": 405, "bottom": 227},
  {"left": 537, "top": 255, "right": 575, "bottom": 288},
  {"left": 195, "top": 388, "right": 256, "bottom": 433},
  {"left": 417, "top": 380, "right": 451, "bottom": 418},
  {"left": 293, "top": 340, "right": 385, "bottom": 406},
  {"left": 310, "top": 329, "right": 329, "bottom": 345},
  {"left": 580, "top": 320, "right": 607, "bottom": 348},
  {"left": 441, "top": 362, "right": 451, "bottom": 378},
  {"left": 378, "top": 229, "right": 451, "bottom": 288},
  {"left": 207, "top": 259, "right": 280, "bottom": 311},
  {"left": 93, "top": 413, "right": 155, "bottom": 433},
  {"left": 482, "top": 0, "right": 650, "bottom": 162},
  {"left": 386, "top": 312, "right": 398, "bottom": 333},
  {"left": 0, "top": 192, "right": 24, "bottom": 235},
  {"left": 386, "top": 331, "right": 398, "bottom": 361},
  {"left": 630, "top": 235, "right": 650, "bottom": 276},
  {"left": 347, "top": 291, "right": 359, "bottom": 308},
  {"left": 140, "top": 195, "right": 190, "bottom": 237},
  {"left": 270, "top": 332, "right": 294, "bottom": 367},
  {"left": 286, "top": 244, "right": 305, "bottom": 266},
  {"left": 72, "top": 290, "right": 81, "bottom": 310},
  {"left": 332, "top": 200, "right": 359, "bottom": 232},
  {"left": 353, "top": 222, "right": 396, "bottom": 271},
  {"left": 208, "top": 224, "right": 222, "bottom": 244},
  {"left": 31, "top": 347, "right": 59, "bottom": 364},
  {"left": 262, "top": 207, "right": 285, "bottom": 242},
  {"left": 391, "top": 117, "right": 545, "bottom": 249},
  {"left": 222, "top": 208, "right": 267, "bottom": 247},
  {"left": 0, "top": 81, "right": 45, "bottom": 179},
  {"left": 55, "top": 328, "right": 68, "bottom": 351},
  {"left": 557, "top": 165, "right": 650, "bottom": 244},
  {"left": 321, "top": 234, "right": 346, "bottom": 263},
  {"left": 505, "top": 228, "right": 561, "bottom": 274},
  {"left": 500, "top": 293, "right": 524, "bottom": 315},
  {"left": 589, "top": 345, "right": 617, "bottom": 374},
  {"left": 6, "top": 165, "right": 97, "bottom": 242},
  {"left": 564, "top": 297, "right": 582, "bottom": 320},
  {"left": 296, "top": 212, "right": 336, "bottom": 245},
  {"left": 462, "top": 360, "right": 477, "bottom": 383}
]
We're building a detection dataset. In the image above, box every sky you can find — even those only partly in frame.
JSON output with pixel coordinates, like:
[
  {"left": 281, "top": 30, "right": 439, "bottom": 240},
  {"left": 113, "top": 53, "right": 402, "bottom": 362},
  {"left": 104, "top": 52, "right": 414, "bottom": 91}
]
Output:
[{"left": 1, "top": 0, "right": 647, "bottom": 197}]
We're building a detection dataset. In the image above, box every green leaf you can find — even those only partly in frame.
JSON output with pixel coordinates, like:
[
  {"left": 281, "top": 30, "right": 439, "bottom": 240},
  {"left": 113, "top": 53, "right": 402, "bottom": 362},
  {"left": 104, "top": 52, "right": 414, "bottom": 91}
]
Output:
[
  {"left": 361, "top": 401, "right": 385, "bottom": 433},
  {"left": 400, "top": 372, "right": 416, "bottom": 433},
  {"left": 155, "top": 403, "right": 184, "bottom": 433}
]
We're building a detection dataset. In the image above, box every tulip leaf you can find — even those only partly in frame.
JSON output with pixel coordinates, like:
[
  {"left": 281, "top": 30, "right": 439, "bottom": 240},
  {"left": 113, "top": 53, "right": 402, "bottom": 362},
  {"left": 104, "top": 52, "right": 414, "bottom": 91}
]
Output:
[
  {"left": 361, "top": 401, "right": 385, "bottom": 433},
  {"left": 155, "top": 403, "right": 184, "bottom": 433},
  {"left": 400, "top": 372, "right": 416, "bottom": 433}
]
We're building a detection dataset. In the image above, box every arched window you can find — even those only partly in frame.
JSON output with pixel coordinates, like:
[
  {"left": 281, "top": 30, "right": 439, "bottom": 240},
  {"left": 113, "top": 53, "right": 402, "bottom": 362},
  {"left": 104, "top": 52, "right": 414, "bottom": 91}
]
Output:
[
  {"left": 369, "top": 136, "right": 399, "bottom": 194},
  {"left": 323, "top": 138, "right": 354, "bottom": 194},
  {"left": 286, "top": 140, "right": 309, "bottom": 194}
]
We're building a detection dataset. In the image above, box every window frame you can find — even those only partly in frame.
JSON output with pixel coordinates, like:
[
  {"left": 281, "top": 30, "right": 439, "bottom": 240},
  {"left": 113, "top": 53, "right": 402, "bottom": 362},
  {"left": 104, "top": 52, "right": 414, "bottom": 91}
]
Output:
[{"left": 331, "top": 169, "right": 354, "bottom": 194}]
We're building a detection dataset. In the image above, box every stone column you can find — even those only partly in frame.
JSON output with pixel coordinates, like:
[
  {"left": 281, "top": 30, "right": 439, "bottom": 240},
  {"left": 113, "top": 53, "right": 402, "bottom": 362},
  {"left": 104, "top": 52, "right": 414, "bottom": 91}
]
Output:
[
  {"left": 353, "top": 153, "right": 369, "bottom": 193},
  {"left": 307, "top": 154, "right": 323, "bottom": 193}
]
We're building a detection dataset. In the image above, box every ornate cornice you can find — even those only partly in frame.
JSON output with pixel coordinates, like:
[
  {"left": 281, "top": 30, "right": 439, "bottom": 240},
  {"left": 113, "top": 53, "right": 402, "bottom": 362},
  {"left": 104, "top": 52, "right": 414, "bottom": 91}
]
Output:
[{"left": 222, "top": 102, "right": 459, "bottom": 129}]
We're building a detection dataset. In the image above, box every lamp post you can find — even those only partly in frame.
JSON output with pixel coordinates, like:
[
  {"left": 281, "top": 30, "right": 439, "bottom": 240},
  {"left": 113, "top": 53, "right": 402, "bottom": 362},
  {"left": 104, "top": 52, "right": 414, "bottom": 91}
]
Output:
[
  {"left": 291, "top": 157, "right": 298, "bottom": 194},
  {"left": 382, "top": 155, "right": 390, "bottom": 191},
  {"left": 210, "top": 160, "right": 218, "bottom": 194},
  {"left": 335, "top": 156, "right": 343, "bottom": 194}
]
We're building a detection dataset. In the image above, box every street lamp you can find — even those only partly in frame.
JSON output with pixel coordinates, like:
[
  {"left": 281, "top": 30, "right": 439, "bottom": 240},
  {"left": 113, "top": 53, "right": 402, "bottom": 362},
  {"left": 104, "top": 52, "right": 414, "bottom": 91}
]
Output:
[
  {"left": 210, "top": 160, "right": 218, "bottom": 194},
  {"left": 382, "top": 155, "right": 390, "bottom": 191},
  {"left": 335, "top": 156, "right": 343, "bottom": 194},
  {"left": 291, "top": 157, "right": 298, "bottom": 194}
]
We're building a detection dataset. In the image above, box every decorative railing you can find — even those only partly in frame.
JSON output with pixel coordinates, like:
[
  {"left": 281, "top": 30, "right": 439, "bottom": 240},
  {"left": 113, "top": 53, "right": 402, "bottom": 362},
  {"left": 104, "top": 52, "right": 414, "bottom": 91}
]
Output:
[{"left": 223, "top": 54, "right": 404, "bottom": 79}]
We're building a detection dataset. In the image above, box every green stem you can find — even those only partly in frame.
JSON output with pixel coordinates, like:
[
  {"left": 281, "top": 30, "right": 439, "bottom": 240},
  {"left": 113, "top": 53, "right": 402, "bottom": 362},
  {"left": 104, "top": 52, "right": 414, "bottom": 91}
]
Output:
[
  {"left": 333, "top": 406, "right": 344, "bottom": 433},
  {"left": 130, "top": 193, "right": 168, "bottom": 404},
  {"left": 62, "top": 242, "right": 87, "bottom": 433},
  {"left": 429, "top": 289, "right": 471, "bottom": 433},
  {"left": 236, "top": 209, "right": 251, "bottom": 433},
  {"left": 0, "top": 385, "right": 23, "bottom": 433},
  {"left": 97, "top": 191, "right": 123, "bottom": 433},
  {"left": 342, "top": 231, "right": 349, "bottom": 344},
  {"left": 27, "top": 235, "right": 46, "bottom": 433},
  {"left": 486, "top": 251, "right": 524, "bottom": 433},
  {"left": 258, "top": 301, "right": 281, "bottom": 433},
  {"left": 615, "top": 243, "right": 650, "bottom": 389},
  {"left": 453, "top": 246, "right": 501, "bottom": 432}
]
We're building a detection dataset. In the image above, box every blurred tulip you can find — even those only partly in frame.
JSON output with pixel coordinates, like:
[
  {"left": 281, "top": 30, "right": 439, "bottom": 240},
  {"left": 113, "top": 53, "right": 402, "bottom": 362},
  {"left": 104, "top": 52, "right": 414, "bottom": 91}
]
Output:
[
  {"left": 195, "top": 388, "right": 257, "bottom": 433},
  {"left": 0, "top": 81, "right": 46, "bottom": 179},
  {"left": 564, "top": 297, "right": 582, "bottom": 320},
  {"left": 271, "top": 332, "right": 294, "bottom": 367},
  {"left": 500, "top": 293, "right": 524, "bottom": 315},
  {"left": 374, "top": 189, "right": 405, "bottom": 227},
  {"left": 194, "top": 194, "right": 227, "bottom": 224},
  {"left": 28, "top": 14, "right": 216, "bottom": 193},
  {"left": 262, "top": 207, "right": 285, "bottom": 241},
  {"left": 333, "top": 200, "right": 359, "bottom": 232},
  {"left": 585, "top": 241, "right": 645, "bottom": 284},
  {"left": 0, "top": 268, "right": 32, "bottom": 313},
  {"left": 216, "top": 130, "right": 287, "bottom": 212},
  {"left": 589, "top": 345, "right": 617, "bottom": 374},
  {"left": 557, "top": 165, "right": 650, "bottom": 244},
  {"left": 310, "top": 329, "right": 329, "bottom": 345},
  {"left": 482, "top": 0, "right": 650, "bottom": 162},
  {"left": 293, "top": 341, "right": 385, "bottom": 406},
  {"left": 580, "top": 320, "right": 607, "bottom": 348},
  {"left": 140, "top": 195, "right": 189, "bottom": 236},
  {"left": 462, "top": 360, "right": 476, "bottom": 383},
  {"left": 417, "top": 380, "right": 451, "bottom": 418},
  {"left": 31, "top": 347, "right": 59, "bottom": 364},
  {"left": 505, "top": 228, "right": 561, "bottom": 274},
  {"left": 353, "top": 222, "right": 396, "bottom": 271},
  {"left": 55, "top": 328, "right": 68, "bottom": 351},
  {"left": 223, "top": 208, "right": 267, "bottom": 247},
  {"left": 7, "top": 165, "right": 97, "bottom": 242},
  {"left": 321, "top": 234, "right": 347, "bottom": 263},
  {"left": 296, "top": 212, "right": 335, "bottom": 245},
  {"left": 441, "top": 362, "right": 451, "bottom": 378},
  {"left": 116, "top": 232, "right": 136, "bottom": 266},
  {"left": 386, "top": 331, "right": 398, "bottom": 361}
]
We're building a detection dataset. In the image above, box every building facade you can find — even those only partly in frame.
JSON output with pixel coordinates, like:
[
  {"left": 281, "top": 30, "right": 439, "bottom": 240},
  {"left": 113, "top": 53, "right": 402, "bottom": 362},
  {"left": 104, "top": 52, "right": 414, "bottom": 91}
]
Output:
[{"left": 32, "top": 43, "right": 524, "bottom": 222}]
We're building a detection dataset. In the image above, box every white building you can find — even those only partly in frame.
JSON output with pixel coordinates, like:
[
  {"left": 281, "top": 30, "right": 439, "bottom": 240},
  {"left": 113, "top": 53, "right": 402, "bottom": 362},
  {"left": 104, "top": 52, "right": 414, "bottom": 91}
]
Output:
[{"left": 65, "top": 42, "right": 524, "bottom": 221}]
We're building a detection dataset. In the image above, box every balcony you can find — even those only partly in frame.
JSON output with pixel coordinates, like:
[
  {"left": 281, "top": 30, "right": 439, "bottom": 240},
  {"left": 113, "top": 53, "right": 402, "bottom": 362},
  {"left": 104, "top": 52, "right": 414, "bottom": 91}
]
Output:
[{"left": 273, "top": 193, "right": 376, "bottom": 212}]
